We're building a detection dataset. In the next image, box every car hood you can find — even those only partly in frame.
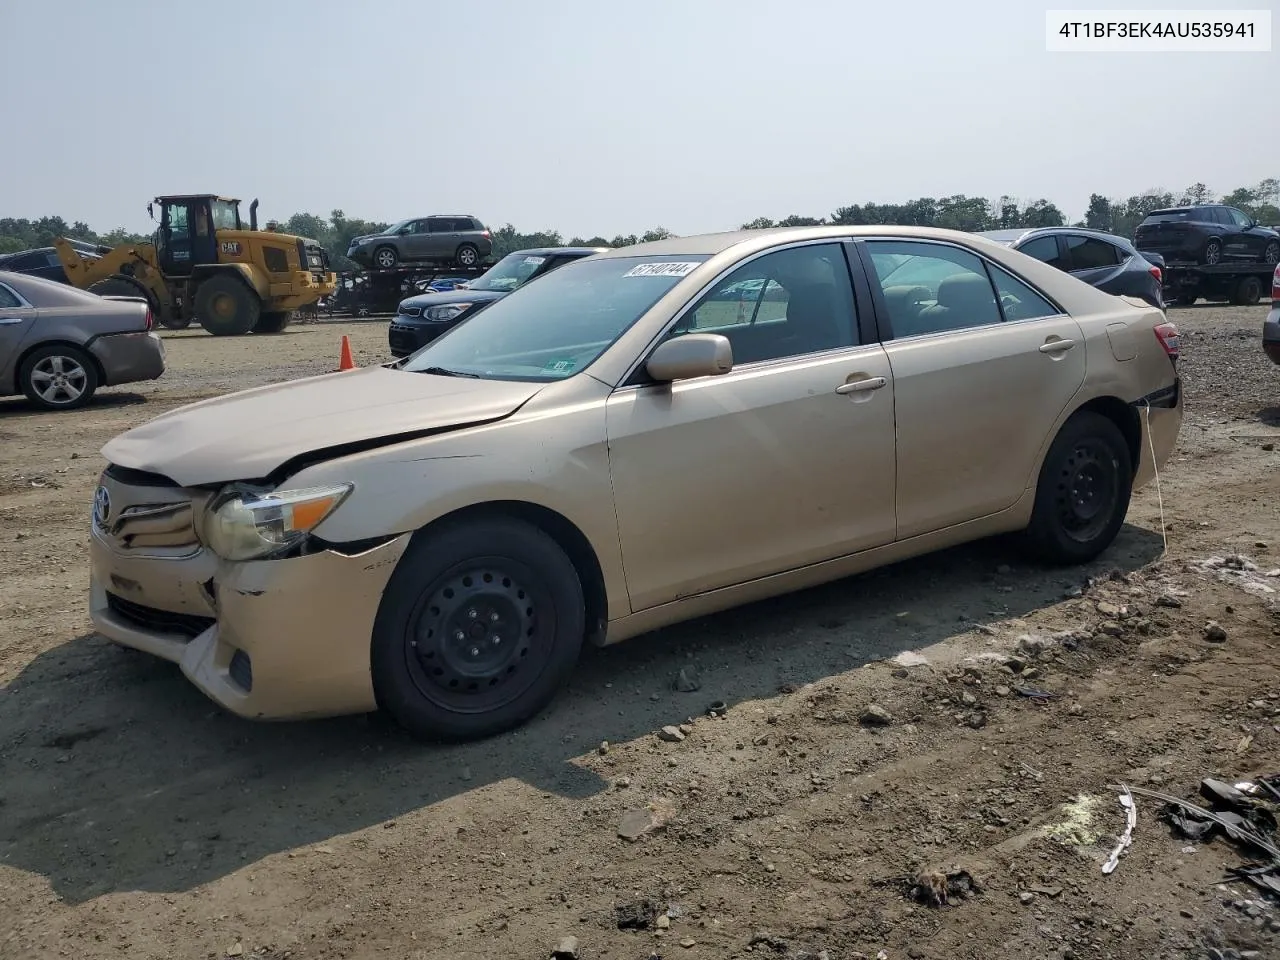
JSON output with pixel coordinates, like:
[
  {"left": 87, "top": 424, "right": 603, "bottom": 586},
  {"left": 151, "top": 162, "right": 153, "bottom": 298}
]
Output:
[
  {"left": 101, "top": 366, "right": 544, "bottom": 487},
  {"left": 400, "top": 289, "right": 506, "bottom": 310},
  {"left": 349, "top": 233, "right": 390, "bottom": 246}
]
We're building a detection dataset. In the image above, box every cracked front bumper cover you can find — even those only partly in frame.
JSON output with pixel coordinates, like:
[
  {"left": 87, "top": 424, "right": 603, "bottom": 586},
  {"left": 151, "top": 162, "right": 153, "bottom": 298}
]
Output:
[{"left": 89, "top": 530, "right": 410, "bottom": 720}]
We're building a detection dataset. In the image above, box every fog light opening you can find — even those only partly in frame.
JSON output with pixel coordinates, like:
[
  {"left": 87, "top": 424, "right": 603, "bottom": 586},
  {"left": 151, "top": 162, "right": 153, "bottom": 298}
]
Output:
[{"left": 229, "top": 649, "right": 253, "bottom": 692}]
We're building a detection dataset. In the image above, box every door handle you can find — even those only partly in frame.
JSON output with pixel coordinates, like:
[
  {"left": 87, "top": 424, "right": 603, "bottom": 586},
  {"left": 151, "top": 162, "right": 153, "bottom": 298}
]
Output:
[
  {"left": 1039, "top": 338, "right": 1075, "bottom": 354},
  {"left": 835, "top": 376, "right": 886, "bottom": 395},
  {"left": 0, "top": 317, "right": 26, "bottom": 325}
]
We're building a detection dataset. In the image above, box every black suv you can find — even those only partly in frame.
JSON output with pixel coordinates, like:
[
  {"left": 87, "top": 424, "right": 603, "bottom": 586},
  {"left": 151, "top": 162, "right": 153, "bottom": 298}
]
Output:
[
  {"left": 387, "top": 246, "right": 608, "bottom": 357},
  {"left": 1134, "top": 205, "right": 1280, "bottom": 267}
]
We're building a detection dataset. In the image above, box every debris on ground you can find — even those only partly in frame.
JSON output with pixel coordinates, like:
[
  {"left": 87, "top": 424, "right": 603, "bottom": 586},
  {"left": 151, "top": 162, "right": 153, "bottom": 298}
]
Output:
[
  {"left": 615, "top": 899, "right": 661, "bottom": 929},
  {"left": 1129, "top": 773, "right": 1280, "bottom": 895},
  {"left": 1102, "top": 786, "right": 1138, "bottom": 874},
  {"left": 617, "top": 799, "right": 676, "bottom": 841},
  {"left": 674, "top": 667, "right": 701, "bottom": 692},
  {"left": 657, "top": 725, "right": 685, "bottom": 743},
  {"left": 859, "top": 704, "right": 894, "bottom": 727},
  {"left": 907, "top": 867, "right": 983, "bottom": 906},
  {"left": 551, "top": 935, "right": 580, "bottom": 959}
]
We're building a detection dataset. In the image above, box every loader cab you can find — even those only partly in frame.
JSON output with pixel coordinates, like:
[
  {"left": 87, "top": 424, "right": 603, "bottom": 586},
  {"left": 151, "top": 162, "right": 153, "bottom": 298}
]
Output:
[{"left": 153, "top": 195, "right": 241, "bottom": 276}]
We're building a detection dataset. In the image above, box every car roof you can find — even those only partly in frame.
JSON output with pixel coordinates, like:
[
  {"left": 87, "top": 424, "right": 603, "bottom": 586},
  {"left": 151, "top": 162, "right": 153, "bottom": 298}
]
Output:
[{"left": 1147, "top": 206, "right": 1215, "bottom": 215}]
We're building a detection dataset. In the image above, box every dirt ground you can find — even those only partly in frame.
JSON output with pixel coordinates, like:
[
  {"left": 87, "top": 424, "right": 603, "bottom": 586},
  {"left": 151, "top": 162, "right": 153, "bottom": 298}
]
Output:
[{"left": 1, "top": 306, "right": 1279, "bottom": 960}]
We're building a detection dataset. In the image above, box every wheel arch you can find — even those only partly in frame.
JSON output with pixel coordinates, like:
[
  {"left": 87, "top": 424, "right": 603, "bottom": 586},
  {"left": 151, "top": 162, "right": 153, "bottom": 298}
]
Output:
[
  {"left": 402, "top": 499, "right": 610, "bottom": 645},
  {"left": 1038, "top": 395, "right": 1141, "bottom": 486},
  {"left": 15, "top": 338, "right": 107, "bottom": 389}
]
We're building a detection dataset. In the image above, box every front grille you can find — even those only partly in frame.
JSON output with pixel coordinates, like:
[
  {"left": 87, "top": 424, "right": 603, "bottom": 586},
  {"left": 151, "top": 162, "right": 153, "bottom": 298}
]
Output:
[
  {"left": 388, "top": 324, "right": 421, "bottom": 355},
  {"left": 106, "top": 592, "right": 215, "bottom": 640},
  {"left": 398, "top": 305, "right": 422, "bottom": 317}
]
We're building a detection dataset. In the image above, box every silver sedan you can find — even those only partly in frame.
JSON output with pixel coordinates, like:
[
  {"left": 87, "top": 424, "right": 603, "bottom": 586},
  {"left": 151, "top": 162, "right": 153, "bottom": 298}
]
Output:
[{"left": 0, "top": 271, "right": 165, "bottom": 411}]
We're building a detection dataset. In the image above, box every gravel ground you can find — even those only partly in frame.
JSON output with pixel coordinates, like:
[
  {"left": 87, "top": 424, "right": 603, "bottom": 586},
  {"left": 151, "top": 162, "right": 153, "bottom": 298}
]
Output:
[{"left": 1, "top": 304, "right": 1278, "bottom": 960}]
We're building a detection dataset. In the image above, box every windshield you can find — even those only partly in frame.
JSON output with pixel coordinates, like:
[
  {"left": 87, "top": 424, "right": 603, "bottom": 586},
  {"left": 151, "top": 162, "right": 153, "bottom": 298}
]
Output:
[
  {"left": 400, "top": 254, "right": 710, "bottom": 381},
  {"left": 468, "top": 252, "right": 554, "bottom": 292},
  {"left": 383, "top": 219, "right": 410, "bottom": 235}
]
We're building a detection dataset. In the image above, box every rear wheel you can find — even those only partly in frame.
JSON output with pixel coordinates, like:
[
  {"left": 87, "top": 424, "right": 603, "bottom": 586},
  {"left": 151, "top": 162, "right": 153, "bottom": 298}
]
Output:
[
  {"left": 371, "top": 517, "right": 586, "bottom": 742},
  {"left": 454, "top": 243, "right": 480, "bottom": 268},
  {"left": 1202, "top": 239, "right": 1223, "bottom": 265},
  {"left": 18, "top": 343, "right": 99, "bottom": 411},
  {"left": 194, "top": 275, "right": 260, "bottom": 336},
  {"left": 1023, "top": 411, "right": 1132, "bottom": 565},
  {"left": 1264, "top": 241, "right": 1279, "bottom": 265},
  {"left": 1231, "top": 275, "right": 1263, "bottom": 306},
  {"left": 253, "top": 310, "right": 293, "bottom": 334}
]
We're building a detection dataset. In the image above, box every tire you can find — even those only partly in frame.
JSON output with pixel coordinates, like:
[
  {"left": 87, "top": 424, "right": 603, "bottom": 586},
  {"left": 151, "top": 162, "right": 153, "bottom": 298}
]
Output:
[
  {"left": 371, "top": 517, "right": 586, "bottom": 742},
  {"left": 1231, "top": 275, "right": 1263, "bottom": 306},
  {"left": 194, "top": 274, "right": 260, "bottom": 336},
  {"left": 1176, "top": 293, "right": 1198, "bottom": 307},
  {"left": 374, "top": 246, "right": 399, "bottom": 269},
  {"left": 253, "top": 310, "right": 294, "bottom": 334},
  {"left": 87, "top": 275, "right": 151, "bottom": 305},
  {"left": 1202, "top": 239, "right": 1222, "bottom": 265},
  {"left": 1264, "top": 241, "right": 1279, "bottom": 265},
  {"left": 18, "top": 343, "right": 100, "bottom": 411},
  {"left": 454, "top": 243, "right": 480, "bottom": 268},
  {"left": 1023, "top": 411, "right": 1133, "bottom": 566},
  {"left": 158, "top": 313, "right": 192, "bottom": 330}
]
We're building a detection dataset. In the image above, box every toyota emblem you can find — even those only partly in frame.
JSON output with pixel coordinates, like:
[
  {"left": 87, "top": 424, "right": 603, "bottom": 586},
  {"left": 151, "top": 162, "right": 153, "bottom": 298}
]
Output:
[{"left": 93, "top": 485, "right": 111, "bottom": 528}]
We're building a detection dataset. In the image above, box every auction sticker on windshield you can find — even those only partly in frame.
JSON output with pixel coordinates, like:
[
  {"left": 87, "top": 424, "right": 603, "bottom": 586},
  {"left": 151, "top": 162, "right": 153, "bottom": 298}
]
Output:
[
  {"left": 623, "top": 262, "right": 701, "bottom": 278},
  {"left": 522, "top": 256, "right": 546, "bottom": 265}
]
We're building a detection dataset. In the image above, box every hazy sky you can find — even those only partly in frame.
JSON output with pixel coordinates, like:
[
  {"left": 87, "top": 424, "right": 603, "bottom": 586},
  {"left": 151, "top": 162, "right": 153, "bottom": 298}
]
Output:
[{"left": 3, "top": 0, "right": 1276, "bottom": 237}]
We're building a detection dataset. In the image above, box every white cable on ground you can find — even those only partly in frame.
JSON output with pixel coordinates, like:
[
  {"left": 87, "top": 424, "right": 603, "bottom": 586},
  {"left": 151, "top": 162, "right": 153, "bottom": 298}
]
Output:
[{"left": 1143, "top": 401, "right": 1168, "bottom": 557}]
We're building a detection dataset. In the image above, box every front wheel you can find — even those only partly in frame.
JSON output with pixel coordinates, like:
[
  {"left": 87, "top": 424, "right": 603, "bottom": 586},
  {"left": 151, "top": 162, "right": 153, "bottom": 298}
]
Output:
[
  {"left": 374, "top": 246, "right": 399, "bottom": 269},
  {"left": 1023, "top": 411, "right": 1132, "bottom": 565},
  {"left": 1264, "top": 240, "right": 1279, "bottom": 265},
  {"left": 371, "top": 517, "right": 586, "bottom": 742},
  {"left": 253, "top": 310, "right": 294, "bottom": 334},
  {"left": 19, "top": 344, "right": 99, "bottom": 411},
  {"left": 194, "top": 275, "right": 260, "bottom": 336}
]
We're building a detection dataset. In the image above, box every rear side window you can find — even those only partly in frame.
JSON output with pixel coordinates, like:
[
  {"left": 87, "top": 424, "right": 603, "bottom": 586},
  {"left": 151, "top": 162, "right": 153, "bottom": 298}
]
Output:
[
  {"left": 865, "top": 241, "right": 1002, "bottom": 336},
  {"left": 1017, "top": 235, "right": 1065, "bottom": 269},
  {"left": 987, "top": 265, "right": 1060, "bottom": 322},
  {"left": 0, "top": 284, "right": 22, "bottom": 308},
  {"left": 1064, "top": 235, "right": 1120, "bottom": 269}
]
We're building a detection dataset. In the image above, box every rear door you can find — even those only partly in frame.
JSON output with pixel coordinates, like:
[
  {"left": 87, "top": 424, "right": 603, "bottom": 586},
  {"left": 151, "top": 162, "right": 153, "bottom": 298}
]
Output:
[
  {"left": 857, "top": 239, "right": 1086, "bottom": 540},
  {"left": 0, "top": 281, "right": 37, "bottom": 385},
  {"left": 426, "top": 217, "right": 460, "bottom": 260}
]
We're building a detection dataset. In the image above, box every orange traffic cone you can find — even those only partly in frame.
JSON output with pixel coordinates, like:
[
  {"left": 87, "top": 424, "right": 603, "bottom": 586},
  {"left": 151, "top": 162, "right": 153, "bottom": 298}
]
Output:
[{"left": 338, "top": 335, "right": 356, "bottom": 371}]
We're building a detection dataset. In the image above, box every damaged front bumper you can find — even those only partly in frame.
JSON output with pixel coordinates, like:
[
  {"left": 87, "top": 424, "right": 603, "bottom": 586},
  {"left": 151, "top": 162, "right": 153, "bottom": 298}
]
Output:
[{"left": 89, "top": 523, "right": 408, "bottom": 720}]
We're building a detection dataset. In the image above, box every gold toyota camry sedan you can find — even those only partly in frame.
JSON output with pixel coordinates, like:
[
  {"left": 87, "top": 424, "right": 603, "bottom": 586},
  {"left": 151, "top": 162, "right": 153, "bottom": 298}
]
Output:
[{"left": 88, "top": 226, "right": 1183, "bottom": 740}]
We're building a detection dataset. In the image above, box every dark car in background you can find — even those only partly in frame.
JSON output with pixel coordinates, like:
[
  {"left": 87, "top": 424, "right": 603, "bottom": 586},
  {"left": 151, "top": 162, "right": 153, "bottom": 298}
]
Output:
[
  {"left": 387, "top": 246, "right": 608, "bottom": 358},
  {"left": 347, "top": 215, "right": 493, "bottom": 270},
  {"left": 1134, "top": 205, "right": 1280, "bottom": 266},
  {"left": 0, "top": 241, "right": 110, "bottom": 285},
  {"left": 977, "top": 227, "right": 1165, "bottom": 309}
]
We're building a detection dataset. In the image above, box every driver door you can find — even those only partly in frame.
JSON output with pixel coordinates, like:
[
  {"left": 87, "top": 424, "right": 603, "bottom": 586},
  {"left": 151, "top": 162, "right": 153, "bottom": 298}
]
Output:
[
  {"left": 158, "top": 201, "right": 194, "bottom": 276},
  {"left": 605, "top": 242, "right": 898, "bottom": 612}
]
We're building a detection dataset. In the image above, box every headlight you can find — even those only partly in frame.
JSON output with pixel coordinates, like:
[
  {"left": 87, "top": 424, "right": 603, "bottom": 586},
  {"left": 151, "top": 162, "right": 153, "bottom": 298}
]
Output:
[
  {"left": 203, "top": 483, "right": 352, "bottom": 561},
  {"left": 426, "top": 303, "right": 472, "bottom": 321}
]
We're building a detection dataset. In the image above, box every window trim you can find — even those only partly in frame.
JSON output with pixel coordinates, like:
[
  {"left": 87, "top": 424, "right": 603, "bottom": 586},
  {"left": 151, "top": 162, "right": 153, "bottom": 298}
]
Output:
[
  {"left": 0, "top": 280, "right": 34, "bottom": 310},
  {"left": 616, "top": 238, "right": 873, "bottom": 390},
  {"left": 1014, "top": 233, "right": 1068, "bottom": 270},
  {"left": 851, "top": 236, "right": 1068, "bottom": 344}
]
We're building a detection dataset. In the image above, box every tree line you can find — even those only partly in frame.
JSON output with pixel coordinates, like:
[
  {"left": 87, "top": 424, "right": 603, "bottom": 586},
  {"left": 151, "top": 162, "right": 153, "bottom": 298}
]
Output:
[{"left": 3, "top": 179, "right": 1276, "bottom": 271}]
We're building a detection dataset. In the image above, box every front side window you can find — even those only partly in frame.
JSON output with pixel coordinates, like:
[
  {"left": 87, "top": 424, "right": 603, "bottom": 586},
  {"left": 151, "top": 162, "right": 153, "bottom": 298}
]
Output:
[
  {"left": 400, "top": 254, "right": 710, "bottom": 381},
  {"left": 672, "top": 243, "right": 858, "bottom": 364},
  {"left": 866, "top": 241, "right": 1001, "bottom": 336},
  {"left": 1227, "top": 207, "right": 1253, "bottom": 227},
  {"left": 1064, "top": 235, "right": 1120, "bottom": 269}
]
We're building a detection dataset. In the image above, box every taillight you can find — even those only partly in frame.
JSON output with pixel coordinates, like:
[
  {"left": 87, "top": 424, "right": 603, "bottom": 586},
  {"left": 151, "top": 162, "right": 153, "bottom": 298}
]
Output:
[
  {"left": 1153, "top": 320, "right": 1179, "bottom": 361},
  {"left": 1272, "top": 263, "right": 1280, "bottom": 300},
  {"left": 1148, "top": 265, "right": 1161, "bottom": 283},
  {"left": 144, "top": 306, "right": 153, "bottom": 330}
]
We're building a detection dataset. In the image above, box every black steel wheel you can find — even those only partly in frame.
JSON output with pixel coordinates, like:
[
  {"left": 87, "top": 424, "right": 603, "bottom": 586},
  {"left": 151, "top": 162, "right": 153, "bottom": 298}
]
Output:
[
  {"left": 372, "top": 517, "right": 585, "bottom": 741},
  {"left": 1024, "top": 411, "right": 1132, "bottom": 565}
]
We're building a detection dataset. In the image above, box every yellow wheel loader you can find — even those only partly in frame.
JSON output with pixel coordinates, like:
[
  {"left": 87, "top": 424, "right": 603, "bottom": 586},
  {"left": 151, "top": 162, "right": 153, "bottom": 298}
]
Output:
[{"left": 55, "top": 196, "right": 337, "bottom": 336}]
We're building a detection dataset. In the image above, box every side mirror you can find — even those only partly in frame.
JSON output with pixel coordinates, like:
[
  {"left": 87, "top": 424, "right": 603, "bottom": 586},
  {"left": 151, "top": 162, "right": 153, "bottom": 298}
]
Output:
[
  {"left": 645, "top": 333, "right": 733, "bottom": 382},
  {"left": 147, "top": 202, "right": 154, "bottom": 220}
]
